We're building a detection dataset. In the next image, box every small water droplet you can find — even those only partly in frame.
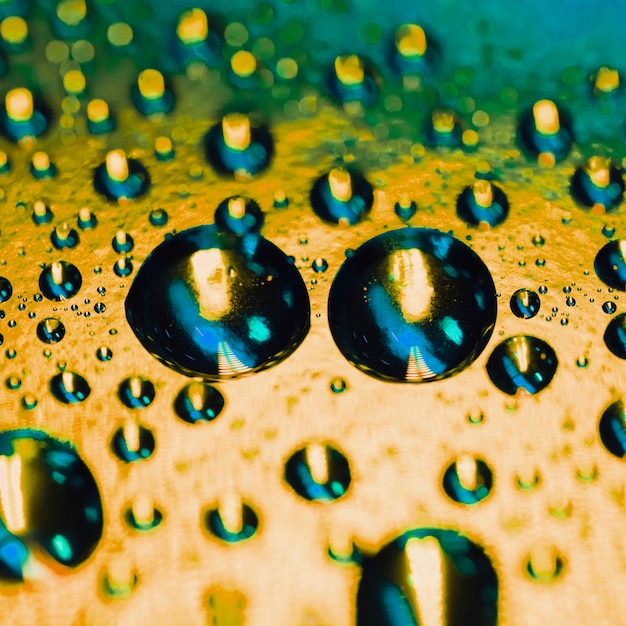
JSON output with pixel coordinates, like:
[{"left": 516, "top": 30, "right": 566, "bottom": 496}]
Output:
[
  {"left": 538, "top": 285, "right": 548, "bottom": 294},
  {"left": 330, "top": 376, "right": 347, "bottom": 393},
  {"left": 96, "top": 346, "right": 112, "bottom": 362},
  {"left": 532, "top": 233, "right": 545, "bottom": 246},
  {"left": 443, "top": 454, "right": 493, "bottom": 504},
  {"left": 174, "top": 381, "right": 225, "bottom": 424},
  {"left": 37, "top": 317, "right": 65, "bottom": 344},
  {"left": 602, "top": 300, "right": 617, "bottom": 314},
  {"left": 114, "top": 257, "right": 133, "bottom": 277},
  {"left": 525, "top": 543, "right": 565, "bottom": 582},
  {"left": 124, "top": 494, "right": 162, "bottom": 531},
  {"left": 50, "top": 371, "right": 91, "bottom": 404},
  {"left": 510, "top": 288, "right": 540, "bottom": 319},
  {"left": 6, "top": 348, "right": 16, "bottom": 359},
  {"left": 111, "top": 420, "right": 155, "bottom": 463},
  {"left": 215, "top": 196, "right": 264, "bottom": 235},
  {"left": 118, "top": 376, "right": 155, "bottom": 409},
  {"left": 312, "top": 257, "right": 329, "bottom": 273},
  {"left": 284, "top": 443, "right": 351, "bottom": 502},
  {"left": 486, "top": 335, "right": 558, "bottom": 395},
  {"left": 149, "top": 208, "right": 168, "bottom": 226},
  {"left": 516, "top": 470, "right": 541, "bottom": 490},
  {"left": 39, "top": 261, "right": 82, "bottom": 301},
  {"left": 576, "top": 355, "right": 589, "bottom": 368},
  {"left": 21, "top": 394, "right": 38, "bottom": 410},
  {"left": 5, "top": 375, "right": 21, "bottom": 390},
  {"left": 94, "top": 302, "right": 106, "bottom": 314},
  {"left": 203, "top": 497, "right": 259, "bottom": 543},
  {"left": 566, "top": 296, "right": 576, "bottom": 307}
]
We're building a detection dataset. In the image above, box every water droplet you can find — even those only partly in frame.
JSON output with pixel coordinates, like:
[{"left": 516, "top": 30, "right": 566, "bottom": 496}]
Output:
[
  {"left": 330, "top": 376, "right": 347, "bottom": 393},
  {"left": 525, "top": 543, "right": 565, "bottom": 582},
  {"left": 96, "top": 346, "right": 112, "bottom": 362},
  {"left": 36, "top": 317, "right": 65, "bottom": 344},
  {"left": 149, "top": 208, "right": 168, "bottom": 226},
  {"left": 532, "top": 234, "right": 545, "bottom": 246},
  {"left": 215, "top": 196, "right": 264, "bottom": 236},
  {"left": 0, "top": 276, "right": 12, "bottom": 302},
  {"left": 604, "top": 312, "right": 626, "bottom": 359},
  {"left": 603, "top": 223, "right": 616, "bottom": 238},
  {"left": 125, "top": 226, "right": 310, "bottom": 380},
  {"left": 113, "top": 257, "right": 133, "bottom": 277},
  {"left": 394, "top": 196, "right": 417, "bottom": 221},
  {"left": 312, "top": 257, "right": 329, "bottom": 273},
  {"left": 284, "top": 443, "right": 351, "bottom": 502},
  {"left": 594, "top": 240, "right": 626, "bottom": 291},
  {"left": 102, "top": 555, "right": 138, "bottom": 598},
  {"left": 51, "top": 224, "right": 79, "bottom": 250},
  {"left": 538, "top": 285, "right": 548, "bottom": 294},
  {"left": 118, "top": 376, "right": 155, "bottom": 409},
  {"left": 443, "top": 454, "right": 493, "bottom": 504},
  {"left": 111, "top": 420, "right": 155, "bottom": 463},
  {"left": 510, "top": 288, "right": 540, "bottom": 319},
  {"left": 356, "top": 528, "right": 498, "bottom": 625},
  {"left": 124, "top": 494, "right": 162, "bottom": 531},
  {"left": 456, "top": 180, "right": 509, "bottom": 227},
  {"left": 599, "top": 397, "right": 626, "bottom": 457},
  {"left": 560, "top": 317, "right": 569, "bottom": 326},
  {"left": 6, "top": 348, "right": 15, "bottom": 358},
  {"left": 516, "top": 470, "right": 541, "bottom": 490},
  {"left": 50, "top": 371, "right": 91, "bottom": 404},
  {"left": 576, "top": 355, "right": 589, "bottom": 368},
  {"left": 94, "top": 302, "right": 106, "bottom": 314},
  {"left": 328, "top": 228, "right": 497, "bottom": 382},
  {"left": 0, "top": 430, "right": 103, "bottom": 579},
  {"left": 486, "top": 335, "right": 558, "bottom": 395},
  {"left": 204, "top": 496, "right": 259, "bottom": 543},
  {"left": 112, "top": 230, "right": 134, "bottom": 253},
  {"left": 39, "top": 261, "right": 82, "bottom": 301},
  {"left": 21, "top": 394, "right": 38, "bottom": 410},
  {"left": 5, "top": 375, "right": 20, "bottom": 390},
  {"left": 174, "top": 381, "right": 225, "bottom": 424},
  {"left": 602, "top": 300, "right": 617, "bottom": 314}
]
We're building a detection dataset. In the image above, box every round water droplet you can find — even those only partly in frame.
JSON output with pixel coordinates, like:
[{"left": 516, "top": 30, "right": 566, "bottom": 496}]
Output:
[
  {"left": 203, "top": 501, "right": 259, "bottom": 543},
  {"left": 594, "top": 240, "right": 626, "bottom": 291},
  {"left": 149, "top": 208, "right": 168, "bottom": 226},
  {"left": 125, "top": 225, "right": 310, "bottom": 380},
  {"left": 174, "top": 381, "right": 225, "bottom": 424},
  {"left": 39, "top": 261, "right": 82, "bottom": 301},
  {"left": 510, "top": 288, "right": 540, "bottom": 319},
  {"left": 538, "top": 285, "right": 548, "bottom": 294},
  {"left": 284, "top": 443, "right": 351, "bottom": 502},
  {"left": 5, "top": 375, "right": 21, "bottom": 390},
  {"left": 599, "top": 398, "right": 626, "bottom": 457},
  {"left": 602, "top": 300, "right": 617, "bottom": 314},
  {"left": 114, "top": 257, "right": 133, "bottom": 277},
  {"left": 0, "top": 429, "right": 103, "bottom": 580},
  {"left": 36, "top": 317, "right": 65, "bottom": 344},
  {"left": 328, "top": 228, "right": 497, "bottom": 382},
  {"left": 330, "top": 376, "right": 347, "bottom": 393},
  {"left": 456, "top": 181, "right": 509, "bottom": 227},
  {"left": 604, "top": 312, "right": 626, "bottom": 359},
  {"left": 443, "top": 455, "right": 493, "bottom": 504},
  {"left": 214, "top": 196, "right": 264, "bottom": 236},
  {"left": 356, "top": 528, "right": 498, "bottom": 626},
  {"left": 50, "top": 371, "right": 91, "bottom": 404},
  {"left": 124, "top": 496, "right": 162, "bottom": 532},
  {"left": 486, "top": 335, "right": 558, "bottom": 395},
  {"left": 0, "top": 276, "right": 12, "bottom": 302},
  {"left": 312, "top": 257, "right": 329, "bottom": 273},
  {"left": 111, "top": 422, "right": 155, "bottom": 463},
  {"left": 118, "top": 376, "right": 155, "bottom": 409},
  {"left": 96, "top": 346, "right": 112, "bottom": 362},
  {"left": 525, "top": 543, "right": 565, "bottom": 582}
]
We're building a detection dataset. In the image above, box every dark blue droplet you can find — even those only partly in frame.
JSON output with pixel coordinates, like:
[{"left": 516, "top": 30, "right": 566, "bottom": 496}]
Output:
[
  {"left": 595, "top": 240, "right": 626, "bottom": 291},
  {"left": 39, "top": 262, "right": 82, "bottom": 301},
  {"left": 204, "top": 503, "right": 258, "bottom": 543},
  {"left": 174, "top": 381, "right": 224, "bottom": 424},
  {"left": 604, "top": 313, "right": 626, "bottom": 359},
  {"left": 111, "top": 424, "right": 155, "bottom": 463},
  {"left": 510, "top": 288, "right": 540, "bottom": 319},
  {"left": 50, "top": 371, "right": 91, "bottom": 404},
  {"left": 36, "top": 317, "right": 65, "bottom": 344},
  {"left": 118, "top": 377, "right": 155, "bottom": 409},
  {"left": 0, "top": 276, "right": 11, "bottom": 303},
  {"left": 443, "top": 457, "right": 493, "bottom": 505},
  {"left": 599, "top": 398, "right": 626, "bottom": 458}
]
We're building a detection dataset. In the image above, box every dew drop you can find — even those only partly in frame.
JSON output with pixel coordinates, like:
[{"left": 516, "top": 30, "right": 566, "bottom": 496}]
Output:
[
  {"left": 356, "top": 528, "right": 498, "bottom": 625},
  {"left": 125, "top": 226, "right": 310, "bottom": 380},
  {"left": 312, "top": 257, "right": 329, "bottom": 273},
  {"left": 50, "top": 371, "right": 91, "bottom": 404},
  {"left": 486, "top": 335, "right": 558, "bottom": 395},
  {"left": 510, "top": 288, "right": 540, "bottom": 319},
  {"left": 538, "top": 285, "right": 548, "bottom": 294},
  {"left": 124, "top": 494, "right": 162, "bottom": 531},
  {"left": 330, "top": 376, "right": 347, "bottom": 393},
  {"left": 174, "top": 381, "right": 225, "bottom": 424},
  {"left": 594, "top": 240, "right": 626, "bottom": 291},
  {"left": 203, "top": 496, "right": 259, "bottom": 543},
  {"left": 0, "top": 276, "right": 12, "bottom": 302},
  {"left": 96, "top": 346, "right": 112, "bottom": 362},
  {"left": 602, "top": 300, "right": 617, "bottom": 314},
  {"left": 0, "top": 429, "right": 103, "bottom": 580},
  {"left": 111, "top": 420, "right": 155, "bottom": 463},
  {"left": 328, "top": 228, "right": 497, "bottom": 382},
  {"left": 39, "top": 261, "right": 82, "bottom": 301},
  {"left": 36, "top": 317, "right": 65, "bottom": 344},
  {"left": 284, "top": 443, "right": 350, "bottom": 502},
  {"left": 604, "top": 312, "right": 626, "bottom": 359}
]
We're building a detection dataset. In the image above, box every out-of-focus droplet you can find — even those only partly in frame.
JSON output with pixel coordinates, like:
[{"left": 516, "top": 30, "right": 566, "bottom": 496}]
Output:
[
  {"left": 510, "top": 288, "right": 540, "bottom": 319},
  {"left": 124, "top": 493, "right": 162, "bottom": 531},
  {"left": 284, "top": 443, "right": 351, "bottom": 502},
  {"left": 525, "top": 543, "right": 564, "bottom": 582},
  {"left": 118, "top": 376, "right": 155, "bottom": 409},
  {"left": 204, "top": 494, "right": 258, "bottom": 543},
  {"left": 0, "top": 429, "right": 103, "bottom": 580},
  {"left": 174, "top": 381, "right": 224, "bottom": 424},
  {"left": 486, "top": 335, "right": 558, "bottom": 395},
  {"left": 356, "top": 528, "right": 498, "bottom": 626},
  {"left": 330, "top": 376, "right": 347, "bottom": 394},
  {"left": 125, "top": 226, "right": 310, "bottom": 380},
  {"left": 328, "top": 228, "right": 497, "bottom": 382},
  {"left": 111, "top": 419, "right": 155, "bottom": 463},
  {"left": 50, "top": 371, "right": 90, "bottom": 404}
]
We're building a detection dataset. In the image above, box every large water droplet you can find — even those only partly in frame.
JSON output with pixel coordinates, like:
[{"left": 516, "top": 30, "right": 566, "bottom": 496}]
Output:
[
  {"left": 0, "top": 276, "right": 11, "bottom": 303},
  {"left": 510, "top": 288, "right": 540, "bottom": 319},
  {"left": 328, "top": 228, "right": 497, "bottom": 382},
  {"left": 594, "top": 240, "right": 626, "bottom": 291},
  {"left": 599, "top": 398, "right": 626, "bottom": 458},
  {"left": 125, "top": 225, "right": 310, "bottom": 380},
  {"left": 36, "top": 318, "right": 65, "bottom": 344},
  {"left": 604, "top": 313, "right": 626, "bottom": 359},
  {"left": 356, "top": 528, "right": 498, "bottom": 626},
  {"left": 284, "top": 443, "right": 351, "bottom": 502},
  {"left": 0, "top": 429, "right": 103, "bottom": 580},
  {"left": 174, "top": 381, "right": 225, "bottom": 424},
  {"left": 486, "top": 335, "right": 557, "bottom": 395}
]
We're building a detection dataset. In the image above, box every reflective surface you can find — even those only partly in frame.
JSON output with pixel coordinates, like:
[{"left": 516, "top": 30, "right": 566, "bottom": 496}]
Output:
[
  {"left": 0, "top": 430, "right": 103, "bottom": 580},
  {"left": 356, "top": 528, "right": 498, "bottom": 626},
  {"left": 328, "top": 228, "right": 497, "bottom": 382},
  {"left": 125, "top": 225, "right": 310, "bottom": 380}
]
